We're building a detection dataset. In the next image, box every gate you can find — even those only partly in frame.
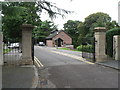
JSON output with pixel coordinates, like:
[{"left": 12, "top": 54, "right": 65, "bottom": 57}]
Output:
[
  {"left": 3, "top": 36, "right": 22, "bottom": 66},
  {"left": 32, "top": 36, "right": 35, "bottom": 64},
  {"left": 81, "top": 37, "right": 96, "bottom": 62}
]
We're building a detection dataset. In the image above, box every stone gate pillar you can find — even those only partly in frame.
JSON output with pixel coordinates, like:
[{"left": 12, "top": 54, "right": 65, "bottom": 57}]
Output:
[
  {"left": 0, "top": 32, "right": 3, "bottom": 65},
  {"left": 118, "top": 1, "right": 120, "bottom": 26},
  {"left": 94, "top": 27, "right": 107, "bottom": 62},
  {"left": 20, "top": 24, "right": 34, "bottom": 65},
  {"left": 113, "top": 35, "right": 120, "bottom": 60}
]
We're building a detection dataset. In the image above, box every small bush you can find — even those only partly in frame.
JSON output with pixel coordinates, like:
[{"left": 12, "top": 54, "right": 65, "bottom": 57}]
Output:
[
  {"left": 77, "top": 45, "right": 94, "bottom": 53},
  {"left": 3, "top": 49, "right": 11, "bottom": 54},
  {"left": 106, "top": 27, "right": 120, "bottom": 57}
]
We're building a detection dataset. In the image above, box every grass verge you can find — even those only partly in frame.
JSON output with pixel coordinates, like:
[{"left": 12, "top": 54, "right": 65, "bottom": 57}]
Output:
[
  {"left": 3, "top": 49, "right": 11, "bottom": 54},
  {"left": 58, "top": 48, "right": 81, "bottom": 52}
]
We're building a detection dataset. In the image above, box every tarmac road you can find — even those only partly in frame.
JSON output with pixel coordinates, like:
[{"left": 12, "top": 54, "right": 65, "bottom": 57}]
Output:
[{"left": 34, "top": 46, "right": 118, "bottom": 88}]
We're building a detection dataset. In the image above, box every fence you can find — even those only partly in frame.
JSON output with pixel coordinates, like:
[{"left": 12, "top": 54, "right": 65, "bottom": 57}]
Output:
[{"left": 3, "top": 38, "right": 22, "bottom": 66}]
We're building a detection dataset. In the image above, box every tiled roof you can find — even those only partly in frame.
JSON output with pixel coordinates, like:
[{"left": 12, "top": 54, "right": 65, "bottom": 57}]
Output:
[{"left": 46, "top": 30, "right": 63, "bottom": 39}]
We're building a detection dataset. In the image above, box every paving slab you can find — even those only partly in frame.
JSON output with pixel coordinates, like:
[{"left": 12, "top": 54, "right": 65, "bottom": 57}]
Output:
[{"left": 2, "top": 65, "right": 38, "bottom": 88}]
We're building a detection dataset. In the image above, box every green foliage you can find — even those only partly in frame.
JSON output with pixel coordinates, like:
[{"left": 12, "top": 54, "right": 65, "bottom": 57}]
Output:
[
  {"left": 2, "top": 1, "right": 71, "bottom": 43},
  {"left": 33, "top": 20, "right": 57, "bottom": 43},
  {"left": 106, "top": 27, "right": 120, "bottom": 57},
  {"left": 78, "top": 12, "right": 119, "bottom": 37},
  {"left": 84, "top": 12, "right": 111, "bottom": 30},
  {"left": 77, "top": 37, "right": 95, "bottom": 53},
  {"left": 2, "top": 2, "right": 40, "bottom": 42},
  {"left": 3, "top": 49, "right": 11, "bottom": 54},
  {"left": 2, "top": 17, "right": 23, "bottom": 43},
  {"left": 77, "top": 45, "right": 94, "bottom": 53},
  {"left": 77, "top": 12, "right": 119, "bottom": 46},
  {"left": 2, "top": 2, "right": 41, "bottom": 25},
  {"left": 63, "top": 20, "right": 81, "bottom": 47},
  {"left": 58, "top": 48, "right": 81, "bottom": 52},
  {"left": 58, "top": 48, "right": 71, "bottom": 50}
]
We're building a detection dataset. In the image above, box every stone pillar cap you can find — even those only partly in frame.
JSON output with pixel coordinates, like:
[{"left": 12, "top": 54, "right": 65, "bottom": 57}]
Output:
[
  {"left": 21, "top": 24, "right": 34, "bottom": 29},
  {"left": 94, "top": 27, "right": 107, "bottom": 32}
]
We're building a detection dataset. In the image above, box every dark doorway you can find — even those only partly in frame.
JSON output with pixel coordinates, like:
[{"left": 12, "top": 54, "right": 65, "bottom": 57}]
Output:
[{"left": 55, "top": 38, "right": 63, "bottom": 47}]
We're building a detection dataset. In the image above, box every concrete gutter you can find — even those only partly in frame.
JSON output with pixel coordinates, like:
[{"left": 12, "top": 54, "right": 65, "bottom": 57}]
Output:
[{"left": 31, "top": 65, "right": 39, "bottom": 88}]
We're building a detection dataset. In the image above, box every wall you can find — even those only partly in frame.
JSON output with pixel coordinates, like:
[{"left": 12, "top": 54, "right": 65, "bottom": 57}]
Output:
[
  {"left": 113, "top": 35, "right": 120, "bottom": 60},
  {"left": 0, "top": 32, "right": 3, "bottom": 65},
  {"left": 46, "top": 40, "right": 53, "bottom": 47}
]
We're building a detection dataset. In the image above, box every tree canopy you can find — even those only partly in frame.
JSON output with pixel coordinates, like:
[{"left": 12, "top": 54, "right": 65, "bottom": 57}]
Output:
[
  {"left": 77, "top": 12, "right": 119, "bottom": 40},
  {"left": 63, "top": 12, "right": 119, "bottom": 48},
  {"left": 63, "top": 20, "right": 81, "bottom": 47},
  {"left": 2, "top": 1, "right": 71, "bottom": 42},
  {"left": 33, "top": 20, "right": 57, "bottom": 44}
]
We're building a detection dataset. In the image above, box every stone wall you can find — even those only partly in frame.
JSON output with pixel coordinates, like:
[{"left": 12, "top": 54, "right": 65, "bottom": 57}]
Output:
[
  {"left": 113, "top": 35, "right": 120, "bottom": 60},
  {"left": 0, "top": 32, "right": 3, "bottom": 65}
]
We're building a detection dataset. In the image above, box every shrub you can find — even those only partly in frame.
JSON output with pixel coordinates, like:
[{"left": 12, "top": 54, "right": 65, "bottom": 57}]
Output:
[
  {"left": 3, "top": 49, "right": 11, "bottom": 54},
  {"left": 106, "top": 27, "right": 120, "bottom": 57},
  {"left": 77, "top": 45, "right": 94, "bottom": 53}
]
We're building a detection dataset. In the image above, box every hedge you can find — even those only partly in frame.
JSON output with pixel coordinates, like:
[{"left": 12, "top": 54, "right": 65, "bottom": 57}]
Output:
[
  {"left": 77, "top": 45, "right": 94, "bottom": 53},
  {"left": 106, "top": 27, "right": 120, "bottom": 57}
]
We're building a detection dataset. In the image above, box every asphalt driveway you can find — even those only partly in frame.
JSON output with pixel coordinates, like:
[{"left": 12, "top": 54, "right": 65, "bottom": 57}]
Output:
[{"left": 35, "top": 46, "right": 118, "bottom": 88}]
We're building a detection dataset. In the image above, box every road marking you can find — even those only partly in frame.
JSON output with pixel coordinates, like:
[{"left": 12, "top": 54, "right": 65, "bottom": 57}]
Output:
[
  {"left": 51, "top": 51, "right": 94, "bottom": 65},
  {"left": 34, "top": 59, "right": 41, "bottom": 67},
  {"left": 34, "top": 56, "right": 44, "bottom": 67}
]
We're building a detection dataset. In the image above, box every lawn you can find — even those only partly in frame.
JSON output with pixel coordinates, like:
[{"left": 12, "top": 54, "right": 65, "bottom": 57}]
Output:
[
  {"left": 3, "top": 49, "right": 11, "bottom": 54},
  {"left": 58, "top": 48, "right": 81, "bottom": 52}
]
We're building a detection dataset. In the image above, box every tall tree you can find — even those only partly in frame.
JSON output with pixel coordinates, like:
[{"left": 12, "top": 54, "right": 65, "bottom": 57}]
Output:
[
  {"left": 33, "top": 20, "right": 57, "bottom": 44},
  {"left": 63, "top": 20, "right": 81, "bottom": 47},
  {"left": 2, "top": 1, "right": 72, "bottom": 42},
  {"left": 84, "top": 12, "right": 111, "bottom": 36},
  {"left": 78, "top": 12, "right": 119, "bottom": 38}
]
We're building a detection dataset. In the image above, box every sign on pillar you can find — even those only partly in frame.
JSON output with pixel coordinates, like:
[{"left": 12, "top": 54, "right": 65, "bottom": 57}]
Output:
[
  {"left": 20, "top": 24, "right": 34, "bottom": 65},
  {"left": 94, "top": 27, "right": 108, "bottom": 62}
]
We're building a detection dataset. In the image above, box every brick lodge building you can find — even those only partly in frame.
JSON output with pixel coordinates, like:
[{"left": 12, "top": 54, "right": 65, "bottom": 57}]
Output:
[{"left": 46, "top": 30, "right": 73, "bottom": 48}]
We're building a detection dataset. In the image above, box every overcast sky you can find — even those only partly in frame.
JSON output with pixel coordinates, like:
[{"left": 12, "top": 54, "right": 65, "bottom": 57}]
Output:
[
  {"left": 41, "top": 0, "right": 120, "bottom": 29},
  {"left": 0, "top": 0, "right": 119, "bottom": 29}
]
